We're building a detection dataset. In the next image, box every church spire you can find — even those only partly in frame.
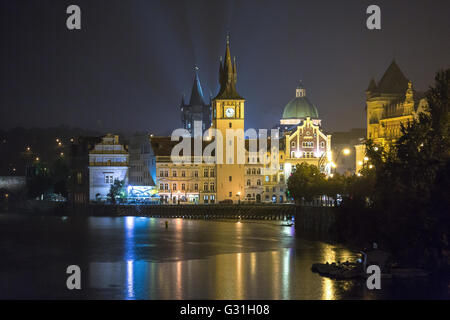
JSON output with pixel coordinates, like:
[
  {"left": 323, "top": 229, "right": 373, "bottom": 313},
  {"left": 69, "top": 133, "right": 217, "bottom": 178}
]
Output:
[
  {"left": 214, "top": 35, "right": 243, "bottom": 100},
  {"left": 189, "top": 66, "right": 206, "bottom": 106}
]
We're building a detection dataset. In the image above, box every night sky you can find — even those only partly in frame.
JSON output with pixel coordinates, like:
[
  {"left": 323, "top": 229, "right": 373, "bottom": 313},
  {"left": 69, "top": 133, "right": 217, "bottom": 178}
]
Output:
[{"left": 1, "top": 0, "right": 449, "bottom": 135}]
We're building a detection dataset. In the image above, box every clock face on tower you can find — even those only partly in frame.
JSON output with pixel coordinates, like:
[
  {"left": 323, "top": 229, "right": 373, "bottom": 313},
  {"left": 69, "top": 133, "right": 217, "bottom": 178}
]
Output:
[{"left": 225, "top": 107, "right": 235, "bottom": 118}]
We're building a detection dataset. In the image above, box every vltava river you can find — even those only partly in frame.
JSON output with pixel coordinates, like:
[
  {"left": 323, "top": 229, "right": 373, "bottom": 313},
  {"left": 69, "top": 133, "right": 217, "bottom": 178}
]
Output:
[{"left": 0, "top": 214, "right": 446, "bottom": 299}]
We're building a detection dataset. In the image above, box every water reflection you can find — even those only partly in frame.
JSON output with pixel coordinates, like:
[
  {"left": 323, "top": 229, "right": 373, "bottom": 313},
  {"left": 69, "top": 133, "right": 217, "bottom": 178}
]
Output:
[
  {"left": 84, "top": 217, "right": 364, "bottom": 299},
  {"left": 3, "top": 214, "right": 443, "bottom": 299}
]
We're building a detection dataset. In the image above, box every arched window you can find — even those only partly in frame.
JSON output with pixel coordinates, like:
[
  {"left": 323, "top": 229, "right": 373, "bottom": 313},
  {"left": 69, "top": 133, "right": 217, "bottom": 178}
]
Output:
[
  {"left": 247, "top": 179, "right": 251, "bottom": 186},
  {"left": 257, "top": 179, "right": 261, "bottom": 186}
]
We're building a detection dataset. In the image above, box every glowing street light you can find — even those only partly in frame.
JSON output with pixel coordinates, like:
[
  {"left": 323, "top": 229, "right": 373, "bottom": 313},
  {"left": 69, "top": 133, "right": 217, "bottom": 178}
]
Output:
[
  {"left": 342, "top": 148, "right": 351, "bottom": 155},
  {"left": 363, "top": 156, "right": 369, "bottom": 161}
]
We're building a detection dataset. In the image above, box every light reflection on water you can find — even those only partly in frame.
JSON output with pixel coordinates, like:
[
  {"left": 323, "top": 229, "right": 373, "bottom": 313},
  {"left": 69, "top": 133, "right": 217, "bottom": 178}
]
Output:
[
  {"left": 85, "top": 216, "right": 360, "bottom": 299},
  {"left": 2, "top": 214, "right": 445, "bottom": 299}
]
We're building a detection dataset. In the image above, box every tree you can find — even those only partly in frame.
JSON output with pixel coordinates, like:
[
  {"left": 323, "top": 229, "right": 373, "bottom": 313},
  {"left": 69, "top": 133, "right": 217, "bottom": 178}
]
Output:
[
  {"left": 107, "top": 179, "right": 127, "bottom": 204},
  {"left": 287, "top": 163, "right": 326, "bottom": 204},
  {"left": 362, "top": 68, "right": 450, "bottom": 268}
]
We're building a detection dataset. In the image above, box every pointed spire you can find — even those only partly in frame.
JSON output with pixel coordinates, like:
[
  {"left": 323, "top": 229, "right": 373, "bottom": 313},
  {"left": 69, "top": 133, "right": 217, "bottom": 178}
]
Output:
[
  {"left": 214, "top": 35, "right": 243, "bottom": 100},
  {"left": 366, "top": 78, "right": 378, "bottom": 92},
  {"left": 189, "top": 66, "right": 206, "bottom": 106}
]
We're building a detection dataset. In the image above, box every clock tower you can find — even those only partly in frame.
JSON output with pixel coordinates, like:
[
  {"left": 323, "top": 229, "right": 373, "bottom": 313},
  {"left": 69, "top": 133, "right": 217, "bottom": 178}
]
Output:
[{"left": 212, "top": 36, "right": 245, "bottom": 203}]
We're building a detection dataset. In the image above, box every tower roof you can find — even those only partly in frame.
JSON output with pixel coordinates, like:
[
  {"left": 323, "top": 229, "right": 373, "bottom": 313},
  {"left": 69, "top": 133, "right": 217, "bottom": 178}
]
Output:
[
  {"left": 214, "top": 36, "right": 244, "bottom": 100},
  {"left": 377, "top": 60, "right": 409, "bottom": 94},
  {"left": 366, "top": 78, "right": 378, "bottom": 92},
  {"left": 189, "top": 67, "right": 206, "bottom": 106}
]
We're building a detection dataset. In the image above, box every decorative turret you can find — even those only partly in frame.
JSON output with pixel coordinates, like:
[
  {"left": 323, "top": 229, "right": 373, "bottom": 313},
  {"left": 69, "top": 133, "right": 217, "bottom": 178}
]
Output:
[
  {"left": 295, "top": 81, "right": 306, "bottom": 97},
  {"left": 366, "top": 78, "right": 378, "bottom": 98}
]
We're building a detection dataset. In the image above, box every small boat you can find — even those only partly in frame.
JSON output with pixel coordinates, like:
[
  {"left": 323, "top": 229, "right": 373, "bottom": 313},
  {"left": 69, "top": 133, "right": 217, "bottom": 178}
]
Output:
[{"left": 281, "top": 223, "right": 294, "bottom": 227}]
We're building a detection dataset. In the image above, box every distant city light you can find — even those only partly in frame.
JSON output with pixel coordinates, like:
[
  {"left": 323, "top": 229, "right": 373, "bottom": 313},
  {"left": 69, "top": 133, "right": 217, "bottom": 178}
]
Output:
[{"left": 35, "top": 157, "right": 39, "bottom": 161}]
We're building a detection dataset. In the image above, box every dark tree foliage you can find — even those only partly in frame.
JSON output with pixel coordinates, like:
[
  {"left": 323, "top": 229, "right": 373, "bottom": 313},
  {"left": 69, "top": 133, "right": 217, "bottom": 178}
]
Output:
[
  {"left": 107, "top": 179, "right": 127, "bottom": 204},
  {"left": 363, "top": 69, "right": 450, "bottom": 269}
]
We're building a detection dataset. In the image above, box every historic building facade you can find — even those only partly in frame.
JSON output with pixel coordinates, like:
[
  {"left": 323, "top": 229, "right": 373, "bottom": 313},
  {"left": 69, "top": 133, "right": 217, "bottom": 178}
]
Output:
[
  {"left": 366, "top": 60, "right": 427, "bottom": 145},
  {"left": 356, "top": 61, "right": 428, "bottom": 173},
  {"left": 88, "top": 134, "right": 129, "bottom": 201},
  {"left": 151, "top": 38, "right": 332, "bottom": 204}
]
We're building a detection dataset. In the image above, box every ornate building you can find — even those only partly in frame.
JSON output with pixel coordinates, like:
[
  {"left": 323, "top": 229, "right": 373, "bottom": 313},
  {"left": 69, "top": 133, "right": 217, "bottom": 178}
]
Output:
[
  {"left": 279, "top": 83, "right": 332, "bottom": 173},
  {"left": 356, "top": 61, "right": 428, "bottom": 173},
  {"left": 366, "top": 60, "right": 427, "bottom": 145},
  {"left": 180, "top": 68, "right": 212, "bottom": 136},
  {"left": 151, "top": 37, "right": 333, "bottom": 204}
]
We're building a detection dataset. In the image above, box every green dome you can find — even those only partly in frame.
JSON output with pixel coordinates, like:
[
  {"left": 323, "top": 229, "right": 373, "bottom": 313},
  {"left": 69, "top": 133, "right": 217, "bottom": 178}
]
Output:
[{"left": 282, "top": 96, "right": 319, "bottom": 119}]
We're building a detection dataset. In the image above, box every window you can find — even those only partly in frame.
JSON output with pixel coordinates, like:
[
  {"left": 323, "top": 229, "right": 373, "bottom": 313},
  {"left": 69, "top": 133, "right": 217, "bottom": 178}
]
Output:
[
  {"left": 182, "top": 171, "right": 186, "bottom": 177},
  {"left": 210, "top": 182, "right": 215, "bottom": 191},
  {"left": 210, "top": 169, "right": 215, "bottom": 177},
  {"left": 76, "top": 172, "right": 82, "bottom": 185},
  {"left": 105, "top": 175, "right": 113, "bottom": 184},
  {"left": 172, "top": 170, "right": 177, "bottom": 177},
  {"left": 210, "top": 195, "right": 215, "bottom": 204},
  {"left": 229, "top": 176, "right": 232, "bottom": 182},
  {"left": 229, "top": 122, "right": 232, "bottom": 128},
  {"left": 257, "top": 168, "right": 261, "bottom": 175},
  {"left": 321, "top": 141, "right": 325, "bottom": 148},
  {"left": 160, "top": 171, "right": 164, "bottom": 177},
  {"left": 165, "top": 170, "right": 168, "bottom": 177},
  {"left": 181, "top": 183, "right": 186, "bottom": 191},
  {"left": 265, "top": 176, "right": 270, "bottom": 182},
  {"left": 204, "top": 195, "right": 209, "bottom": 204},
  {"left": 204, "top": 169, "right": 209, "bottom": 177},
  {"left": 247, "top": 179, "right": 251, "bottom": 186},
  {"left": 229, "top": 192, "right": 232, "bottom": 197},
  {"left": 247, "top": 168, "right": 251, "bottom": 175},
  {"left": 194, "top": 171, "right": 198, "bottom": 178},
  {"left": 164, "top": 183, "right": 168, "bottom": 190},
  {"left": 194, "top": 183, "right": 198, "bottom": 191},
  {"left": 204, "top": 182, "right": 208, "bottom": 191},
  {"left": 172, "top": 183, "right": 177, "bottom": 191},
  {"left": 160, "top": 183, "right": 164, "bottom": 190},
  {"left": 252, "top": 168, "right": 256, "bottom": 174},
  {"left": 257, "top": 179, "right": 261, "bottom": 186}
]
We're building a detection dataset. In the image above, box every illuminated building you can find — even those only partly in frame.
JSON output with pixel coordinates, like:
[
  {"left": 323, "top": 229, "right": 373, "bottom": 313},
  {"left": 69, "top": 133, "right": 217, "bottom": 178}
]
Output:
[
  {"left": 128, "top": 135, "right": 157, "bottom": 201},
  {"left": 180, "top": 68, "right": 212, "bottom": 136},
  {"left": 355, "top": 61, "right": 428, "bottom": 173},
  {"left": 88, "top": 134, "right": 129, "bottom": 201},
  {"left": 152, "top": 37, "right": 333, "bottom": 204}
]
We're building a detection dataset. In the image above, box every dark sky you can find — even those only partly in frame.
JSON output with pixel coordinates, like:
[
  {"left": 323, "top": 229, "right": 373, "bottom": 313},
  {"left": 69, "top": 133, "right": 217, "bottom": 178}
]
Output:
[{"left": 1, "top": 0, "right": 449, "bottom": 135}]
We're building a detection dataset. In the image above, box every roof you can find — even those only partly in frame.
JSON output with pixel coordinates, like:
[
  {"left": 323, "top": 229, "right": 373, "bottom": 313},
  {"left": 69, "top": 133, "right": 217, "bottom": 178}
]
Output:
[
  {"left": 377, "top": 60, "right": 409, "bottom": 94},
  {"left": 189, "top": 68, "right": 207, "bottom": 106},
  {"left": 282, "top": 96, "right": 319, "bottom": 119},
  {"left": 213, "top": 37, "right": 244, "bottom": 100}
]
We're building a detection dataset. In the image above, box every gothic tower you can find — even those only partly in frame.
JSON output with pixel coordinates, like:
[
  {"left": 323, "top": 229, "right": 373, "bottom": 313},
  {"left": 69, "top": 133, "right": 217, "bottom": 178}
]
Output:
[{"left": 212, "top": 36, "right": 246, "bottom": 203}]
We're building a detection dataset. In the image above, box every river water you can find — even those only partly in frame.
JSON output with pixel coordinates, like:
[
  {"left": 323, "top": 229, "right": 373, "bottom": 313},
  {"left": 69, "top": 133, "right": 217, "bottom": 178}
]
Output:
[{"left": 0, "top": 214, "right": 447, "bottom": 299}]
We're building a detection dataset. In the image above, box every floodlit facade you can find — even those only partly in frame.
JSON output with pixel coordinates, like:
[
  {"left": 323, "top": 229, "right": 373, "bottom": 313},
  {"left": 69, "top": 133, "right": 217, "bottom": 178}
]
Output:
[
  {"left": 151, "top": 37, "right": 333, "bottom": 204},
  {"left": 88, "top": 134, "right": 128, "bottom": 201},
  {"left": 355, "top": 61, "right": 428, "bottom": 172}
]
